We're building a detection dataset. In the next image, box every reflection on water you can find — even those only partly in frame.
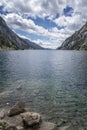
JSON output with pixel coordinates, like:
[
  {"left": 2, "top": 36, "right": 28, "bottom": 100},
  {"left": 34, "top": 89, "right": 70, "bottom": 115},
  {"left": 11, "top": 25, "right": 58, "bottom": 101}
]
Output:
[{"left": 0, "top": 50, "right": 87, "bottom": 128}]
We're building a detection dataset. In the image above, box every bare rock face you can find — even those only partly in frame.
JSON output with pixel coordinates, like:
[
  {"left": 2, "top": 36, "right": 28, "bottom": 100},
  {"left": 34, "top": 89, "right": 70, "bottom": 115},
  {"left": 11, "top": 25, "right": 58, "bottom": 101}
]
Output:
[
  {"left": 21, "top": 112, "right": 41, "bottom": 127},
  {"left": 58, "top": 22, "right": 87, "bottom": 50},
  {"left": 8, "top": 102, "right": 25, "bottom": 116}
]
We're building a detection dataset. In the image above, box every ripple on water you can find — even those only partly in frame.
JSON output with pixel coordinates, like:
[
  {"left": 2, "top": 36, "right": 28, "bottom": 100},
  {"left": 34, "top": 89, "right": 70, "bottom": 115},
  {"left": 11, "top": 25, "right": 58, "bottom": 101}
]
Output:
[{"left": 0, "top": 50, "right": 87, "bottom": 129}]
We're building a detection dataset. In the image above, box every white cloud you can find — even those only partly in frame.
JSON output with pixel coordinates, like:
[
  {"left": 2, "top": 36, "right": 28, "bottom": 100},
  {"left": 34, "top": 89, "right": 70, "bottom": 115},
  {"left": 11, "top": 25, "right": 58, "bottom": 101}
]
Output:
[
  {"left": 2, "top": 13, "right": 69, "bottom": 48},
  {"left": 54, "top": 14, "right": 83, "bottom": 30},
  {"left": 3, "top": 13, "right": 47, "bottom": 35},
  {"left": 0, "top": 0, "right": 87, "bottom": 49},
  {"left": 1, "top": 0, "right": 66, "bottom": 18}
]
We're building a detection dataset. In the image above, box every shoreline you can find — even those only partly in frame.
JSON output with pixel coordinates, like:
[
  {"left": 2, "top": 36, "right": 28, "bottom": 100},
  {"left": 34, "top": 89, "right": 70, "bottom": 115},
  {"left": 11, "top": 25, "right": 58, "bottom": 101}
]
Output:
[
  {"left": 0, "top": 101, "right": 57, "bottom": 130},
  {"left": 0, "top": 101, "right": 86, "bottom": 130}
]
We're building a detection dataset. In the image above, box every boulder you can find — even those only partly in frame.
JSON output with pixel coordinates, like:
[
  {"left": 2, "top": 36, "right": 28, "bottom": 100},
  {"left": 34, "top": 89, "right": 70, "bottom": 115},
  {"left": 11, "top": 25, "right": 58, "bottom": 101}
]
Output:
[
  {"left": 8, "top": 101, "right": 25, "bottom": 116},
  {"left": 21, "top": 112, "right": 41, "bottom": 127}
]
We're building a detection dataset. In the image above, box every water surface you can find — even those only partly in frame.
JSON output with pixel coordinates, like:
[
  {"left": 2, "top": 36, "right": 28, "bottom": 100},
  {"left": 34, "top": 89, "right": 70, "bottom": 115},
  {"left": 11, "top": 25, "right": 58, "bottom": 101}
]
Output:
[{"left": 0, "top": 50, "right": 87, "bottom": 127}]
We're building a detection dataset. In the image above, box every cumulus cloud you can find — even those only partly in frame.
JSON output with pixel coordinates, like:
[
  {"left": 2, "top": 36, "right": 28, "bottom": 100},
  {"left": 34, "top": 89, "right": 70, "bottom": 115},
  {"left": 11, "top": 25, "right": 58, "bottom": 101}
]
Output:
[
  {"left": 54, "top": 14, "right": 82, "bottom": 30},
  {"left": 0, "top": 0, "right": 87, "bottom": 48},
  {"left": 1, "top": 0, "right": 66, "bottom": 18},
  {"left": 3, "top": 13, "right": 59, "bottom": 38},
  {"left": 3, "top": 13, "right": 47, "bottom": 35},
  {"left": 2, "top": 13, "right": 69, "bottom": 47}
]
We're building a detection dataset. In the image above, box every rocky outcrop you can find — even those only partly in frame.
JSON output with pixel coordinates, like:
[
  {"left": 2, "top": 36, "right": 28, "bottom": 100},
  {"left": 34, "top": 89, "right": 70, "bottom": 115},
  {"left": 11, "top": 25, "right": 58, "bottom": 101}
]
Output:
[
  {"left": 0, "top": 120, "right": 17, "bottom": 130},
  {"left": 0, "top": 33, "right": 19, "bottom": 50},
  {"left": 21, "top": 112, "right": 41, "bottom": 127},
  {"left": 0, "top": 101, "right": 84, "bottom": 130},
  {"left": 58, "top": 22, "right": 87, "bottom": 50},
  {"left": 8, "top": 102, "right": 25, "bottom": 116},
  {"left": 0, "top": 102, "right": 57, "bottom": 130},
  {"left": 0, "top": 16, "right": 44, "bottom": 50}
]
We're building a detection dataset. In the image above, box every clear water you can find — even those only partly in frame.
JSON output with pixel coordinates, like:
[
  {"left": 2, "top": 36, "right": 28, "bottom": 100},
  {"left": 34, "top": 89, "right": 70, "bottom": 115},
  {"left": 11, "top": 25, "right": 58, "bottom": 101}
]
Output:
[{"left": 0, "top": 50, "right": 87, "bottom": 127}]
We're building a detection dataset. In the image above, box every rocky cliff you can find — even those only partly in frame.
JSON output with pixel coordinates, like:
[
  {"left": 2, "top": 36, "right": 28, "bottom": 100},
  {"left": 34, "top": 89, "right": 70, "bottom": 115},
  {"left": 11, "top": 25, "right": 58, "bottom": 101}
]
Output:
[{"left": 58, "top": 22, "right": 87, "bottom": 50}]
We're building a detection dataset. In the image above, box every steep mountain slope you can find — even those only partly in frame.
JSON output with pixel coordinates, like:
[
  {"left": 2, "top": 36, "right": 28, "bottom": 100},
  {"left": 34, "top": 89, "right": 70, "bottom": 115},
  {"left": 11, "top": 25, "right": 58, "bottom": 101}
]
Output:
[
  {"left": 0, "top": 33, "right": 19, "bottom": 50},
  {"left": 0, "top": 16, "right": 43, "bottom": 50},
  {"left": 24, "top": 39, "right": 44, "bottom": 50},
  {"left": 58, "top": 22, "right": 87, "bottom": 50}
]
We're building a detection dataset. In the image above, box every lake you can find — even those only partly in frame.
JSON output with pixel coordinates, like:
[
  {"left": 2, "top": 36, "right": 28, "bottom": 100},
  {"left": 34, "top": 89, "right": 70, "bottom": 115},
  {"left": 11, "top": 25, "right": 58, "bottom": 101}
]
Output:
[{"left": 0, "top": 50, "right": 87, "bottom": 127}]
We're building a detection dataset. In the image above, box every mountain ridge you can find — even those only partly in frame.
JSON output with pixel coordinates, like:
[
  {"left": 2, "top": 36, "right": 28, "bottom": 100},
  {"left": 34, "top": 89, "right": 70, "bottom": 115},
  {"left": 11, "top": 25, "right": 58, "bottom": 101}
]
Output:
[
  {"left": 57, "top": 22, "right": 87, "bottom": 50},
  {"left": 0, "top": 16, "right": 44, "bottom": 50}
]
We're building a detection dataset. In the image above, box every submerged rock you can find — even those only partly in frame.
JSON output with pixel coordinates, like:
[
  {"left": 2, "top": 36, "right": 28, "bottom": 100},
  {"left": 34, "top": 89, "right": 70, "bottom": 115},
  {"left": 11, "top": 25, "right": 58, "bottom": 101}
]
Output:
[
  {"left": 0, "top": 120, "right": 6, "bottom": 129},
  {"left": 0, "top": 110, "right": 5, "bottom": 119},
  {"left": 5, "top": 125, "right": 17, "bottom": 130},
  {"left": 57, "top": 119, "right": 67, "bottom": 127},
  {"left": 39, "top": 121, "right": 56, "bottom": 130},
  {"left": 8, "top": 101, "right": 25, "bottom": 116},
  {"left": 17, "top": 126, "right": 24, "bottom": 130},
  {"left": 0, "top": 120, "right": 17, "bottom": 130},
  {"left": 21, "top": 112, "right": 41, "bottom": 127},
  {"left": 0, "top": 101, "right": 57, "bottom": 130}
]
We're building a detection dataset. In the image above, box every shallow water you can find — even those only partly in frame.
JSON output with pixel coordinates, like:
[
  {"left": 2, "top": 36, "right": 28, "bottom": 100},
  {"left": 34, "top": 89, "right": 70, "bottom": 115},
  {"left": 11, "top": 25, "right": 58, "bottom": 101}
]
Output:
[{"left": 0, "top": 50, "right": 87, "bottom": 128}]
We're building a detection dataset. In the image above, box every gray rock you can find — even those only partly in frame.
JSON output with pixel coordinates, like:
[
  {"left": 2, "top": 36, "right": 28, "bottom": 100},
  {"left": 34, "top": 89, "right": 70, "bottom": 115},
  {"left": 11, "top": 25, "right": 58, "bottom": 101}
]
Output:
[
  {"left": 21, "top": 112, "right": 41, "bottom": 127},
  {"left": 57, "top": 119, "right": 67, "bottom": 127},
  {"left": 17, "top": 126, "right": 24, "bottom": 130},
  {"left": 5, "top": 125, "right": 17, "bottom": 130},
  {"left": 8, "top": 101, "right": 25, "bottom": 116},
  {"left": 0, "top": 120, "right": 7, "bottom": 127},
  {"left": 0, "top": 110, "right": 5, "bottom": 119},
  {"left": 57, "top": 125, "right": 70, "bottom": 130},
  {"left": 0, "top": 121, "right": 3, "bottom": 130},
  {"left": 39, "top": 121, "right": 56, "bottom": 130},
  {"left": 4, "top": 115, "right": 23, "bottom": 127},
  {"left": 0, "top": 120, "right": 18, "bottom": 130}
]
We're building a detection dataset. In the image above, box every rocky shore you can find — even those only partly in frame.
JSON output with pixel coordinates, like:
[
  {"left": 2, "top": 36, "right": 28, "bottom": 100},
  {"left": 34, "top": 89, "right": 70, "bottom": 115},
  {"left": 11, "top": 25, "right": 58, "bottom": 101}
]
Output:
[
  {"left": 0, "top": 101, "right": 57, "bottom": 130},
  {"left": 0, "top": 101, "right": 85, "bottom": 130}
]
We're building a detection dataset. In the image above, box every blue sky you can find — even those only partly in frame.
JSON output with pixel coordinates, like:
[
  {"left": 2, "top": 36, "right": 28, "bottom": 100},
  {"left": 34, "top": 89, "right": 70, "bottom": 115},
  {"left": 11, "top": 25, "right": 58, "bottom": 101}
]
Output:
[{"left": 0, "top": 0, "right": 87, "bottom": 49}]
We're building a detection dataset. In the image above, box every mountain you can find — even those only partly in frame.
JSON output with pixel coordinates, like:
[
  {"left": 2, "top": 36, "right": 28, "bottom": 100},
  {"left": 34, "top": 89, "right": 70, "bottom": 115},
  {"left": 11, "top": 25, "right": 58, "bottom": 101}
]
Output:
[
  {"left": 0, "top": 16, "right": 43, "bottom": 50},
  {"left": 58, "top": 22, "right": 87, "bottom": 50},
  {"left": 24, "top": 39, "right": 44, "bottom": 49}
]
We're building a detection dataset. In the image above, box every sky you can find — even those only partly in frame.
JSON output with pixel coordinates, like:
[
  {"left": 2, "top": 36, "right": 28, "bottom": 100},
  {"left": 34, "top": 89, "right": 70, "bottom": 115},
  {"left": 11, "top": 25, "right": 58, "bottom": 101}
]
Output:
[{"left": 0, "top": 0, "right": 87, "bottom": 49}]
